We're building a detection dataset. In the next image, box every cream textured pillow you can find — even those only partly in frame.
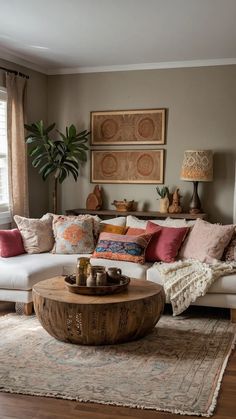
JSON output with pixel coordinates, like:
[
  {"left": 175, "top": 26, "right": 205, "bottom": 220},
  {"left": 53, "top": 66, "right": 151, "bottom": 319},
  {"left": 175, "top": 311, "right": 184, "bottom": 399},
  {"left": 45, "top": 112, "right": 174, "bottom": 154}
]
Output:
[
  {"left": 126, "top": 215, "right": 166, "bottom": 229},
  {"left": 14, "top": 213, "right": 54, "bottom": 254},
  {"left": 180, "top": 218, "right": 235, "bottom": 263}
]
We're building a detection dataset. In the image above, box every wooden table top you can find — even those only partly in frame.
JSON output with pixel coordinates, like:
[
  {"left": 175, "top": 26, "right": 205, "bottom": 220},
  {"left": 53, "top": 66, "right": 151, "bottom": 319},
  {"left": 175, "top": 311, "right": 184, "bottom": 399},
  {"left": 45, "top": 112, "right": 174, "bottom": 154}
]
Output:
[{"left": 33, "top": 277, "right": 163, "bottom": 305}]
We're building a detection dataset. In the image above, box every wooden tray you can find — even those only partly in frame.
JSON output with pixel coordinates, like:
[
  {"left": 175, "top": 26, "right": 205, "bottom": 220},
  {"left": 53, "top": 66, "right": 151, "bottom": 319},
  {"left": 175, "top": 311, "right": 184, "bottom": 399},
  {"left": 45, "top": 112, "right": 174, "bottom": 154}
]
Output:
[{"left": 64, "top": 275, "right": 130, "bottom": 296}]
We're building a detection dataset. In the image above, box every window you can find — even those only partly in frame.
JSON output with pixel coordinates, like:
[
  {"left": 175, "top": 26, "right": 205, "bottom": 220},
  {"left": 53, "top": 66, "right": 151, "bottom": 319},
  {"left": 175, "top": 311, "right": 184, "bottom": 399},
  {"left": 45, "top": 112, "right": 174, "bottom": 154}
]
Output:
[{"left": 0, "top": 87, "right": 10, "bottom": 224}]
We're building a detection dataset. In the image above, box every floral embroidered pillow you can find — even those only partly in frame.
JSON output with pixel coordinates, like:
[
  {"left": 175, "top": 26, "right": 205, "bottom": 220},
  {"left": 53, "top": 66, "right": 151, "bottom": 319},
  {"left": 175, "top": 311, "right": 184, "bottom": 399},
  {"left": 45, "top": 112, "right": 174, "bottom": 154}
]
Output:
[
  {"left": 93, "top": 232, "right": 152, "bottom": 264},
  {"left": 52, "top": 215, "right": 95, "bottom": 254}
]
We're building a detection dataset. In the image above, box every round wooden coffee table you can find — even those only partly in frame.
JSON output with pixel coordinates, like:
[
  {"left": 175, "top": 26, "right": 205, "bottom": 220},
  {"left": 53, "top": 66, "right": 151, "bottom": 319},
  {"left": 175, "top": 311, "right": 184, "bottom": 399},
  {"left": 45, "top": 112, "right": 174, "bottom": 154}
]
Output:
[{"left": 33, "top": 277, "right": 165, "bottom": 345}]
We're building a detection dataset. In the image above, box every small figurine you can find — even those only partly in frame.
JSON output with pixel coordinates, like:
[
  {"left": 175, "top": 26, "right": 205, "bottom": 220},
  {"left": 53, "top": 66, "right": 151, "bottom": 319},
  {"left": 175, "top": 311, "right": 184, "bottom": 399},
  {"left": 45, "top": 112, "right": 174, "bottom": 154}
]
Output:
[{"left": 168, "top": 188, "right": 182, "bottom": 214}]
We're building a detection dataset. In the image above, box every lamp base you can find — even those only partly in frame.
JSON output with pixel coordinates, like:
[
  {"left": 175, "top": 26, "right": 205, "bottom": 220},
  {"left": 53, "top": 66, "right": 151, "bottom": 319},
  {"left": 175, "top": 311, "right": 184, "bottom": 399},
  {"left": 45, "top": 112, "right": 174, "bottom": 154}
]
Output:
[{"left": 189, "top": 181, "right": 202, "bottom": 214}]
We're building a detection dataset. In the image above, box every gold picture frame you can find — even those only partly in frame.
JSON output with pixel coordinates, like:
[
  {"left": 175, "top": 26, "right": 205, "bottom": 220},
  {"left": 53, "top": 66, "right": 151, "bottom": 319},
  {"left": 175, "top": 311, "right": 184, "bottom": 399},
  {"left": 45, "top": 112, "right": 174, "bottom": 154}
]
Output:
[
  {"left": 91, "top": 109, "right": 165, "bottom": 145},
  {"left": 91, "top": 149, "right": 164, "bottom": 184}
]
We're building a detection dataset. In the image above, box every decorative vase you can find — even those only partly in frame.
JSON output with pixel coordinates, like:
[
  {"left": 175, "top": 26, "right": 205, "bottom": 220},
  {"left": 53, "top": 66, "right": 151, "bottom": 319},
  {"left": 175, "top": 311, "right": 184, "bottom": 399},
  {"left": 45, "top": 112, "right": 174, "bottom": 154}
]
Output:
[{"left": 159, "top": 197, "right": 169, "bottom": 213}]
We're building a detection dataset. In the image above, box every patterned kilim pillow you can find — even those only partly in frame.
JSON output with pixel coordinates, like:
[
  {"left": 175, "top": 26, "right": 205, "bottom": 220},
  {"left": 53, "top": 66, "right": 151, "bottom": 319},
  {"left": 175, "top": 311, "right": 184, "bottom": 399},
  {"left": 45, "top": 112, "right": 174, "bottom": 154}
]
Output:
[
  {"left": 93, "top": 232, "right": 152, "bottom": 264},
  {"left": 223, "top": 230, "right": 236, "bottom": 261},
  {"left": 52, "top": 215, "right": 95, "bottom": 254}
]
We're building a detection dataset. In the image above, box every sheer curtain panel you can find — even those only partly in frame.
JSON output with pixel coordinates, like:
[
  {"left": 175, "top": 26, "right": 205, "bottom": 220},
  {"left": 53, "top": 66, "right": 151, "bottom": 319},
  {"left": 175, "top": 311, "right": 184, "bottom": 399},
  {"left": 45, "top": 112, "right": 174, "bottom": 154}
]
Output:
[{"left": 6, "top": 73, "right": 28, "bottom": 218}]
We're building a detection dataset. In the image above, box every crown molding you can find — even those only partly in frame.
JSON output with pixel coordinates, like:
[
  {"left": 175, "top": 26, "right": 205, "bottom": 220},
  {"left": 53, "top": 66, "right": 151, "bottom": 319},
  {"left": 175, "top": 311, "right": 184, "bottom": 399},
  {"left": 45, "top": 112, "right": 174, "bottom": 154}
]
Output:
[
  {"left": 0, "top": 47, "right": 47, "bottom": 74},
  {"left": 47, "top": 58, "right": 236, "bottom": 75},
  {"left": 0, "top": 47, "right": 236, "bottom": 76}
]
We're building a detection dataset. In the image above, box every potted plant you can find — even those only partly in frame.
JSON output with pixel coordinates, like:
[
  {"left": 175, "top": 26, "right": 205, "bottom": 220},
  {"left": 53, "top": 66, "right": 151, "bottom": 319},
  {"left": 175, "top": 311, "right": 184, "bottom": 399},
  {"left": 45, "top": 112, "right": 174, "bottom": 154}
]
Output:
[
  {"left": 24, "top": 120, "right": 90, "bottom": 213},
  {"left": 156, "top": 186, "right": 170, "bottom": 213}
]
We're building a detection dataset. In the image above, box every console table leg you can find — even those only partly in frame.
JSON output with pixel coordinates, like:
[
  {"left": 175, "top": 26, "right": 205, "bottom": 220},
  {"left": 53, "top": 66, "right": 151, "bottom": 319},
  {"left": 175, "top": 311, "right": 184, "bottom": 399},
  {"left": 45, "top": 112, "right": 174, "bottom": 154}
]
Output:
[{"left": 230, "top": 308, "right": 236, "bottom": 323}]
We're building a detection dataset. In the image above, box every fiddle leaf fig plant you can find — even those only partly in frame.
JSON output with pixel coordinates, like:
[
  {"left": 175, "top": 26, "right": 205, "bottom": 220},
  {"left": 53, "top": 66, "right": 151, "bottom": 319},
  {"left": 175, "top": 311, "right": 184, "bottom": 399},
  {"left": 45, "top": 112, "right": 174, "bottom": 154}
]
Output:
[{"left": 24, "top": 120, "right": 90, "bottom": 213}]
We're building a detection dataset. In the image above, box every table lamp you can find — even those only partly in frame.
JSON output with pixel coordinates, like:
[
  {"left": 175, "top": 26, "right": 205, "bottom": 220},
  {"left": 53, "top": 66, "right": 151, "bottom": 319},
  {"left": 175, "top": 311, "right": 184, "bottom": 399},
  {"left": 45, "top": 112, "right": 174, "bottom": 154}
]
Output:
[{"left": 180, "top": 150, "right": 213, "bottom": 213}]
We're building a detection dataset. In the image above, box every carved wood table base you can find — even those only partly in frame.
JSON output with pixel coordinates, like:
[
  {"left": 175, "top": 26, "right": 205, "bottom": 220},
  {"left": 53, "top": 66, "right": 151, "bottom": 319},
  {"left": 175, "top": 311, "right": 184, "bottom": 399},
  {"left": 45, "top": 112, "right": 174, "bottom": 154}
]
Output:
[{"left": 33, "top": 277, "right": 165, "bottom": 345}]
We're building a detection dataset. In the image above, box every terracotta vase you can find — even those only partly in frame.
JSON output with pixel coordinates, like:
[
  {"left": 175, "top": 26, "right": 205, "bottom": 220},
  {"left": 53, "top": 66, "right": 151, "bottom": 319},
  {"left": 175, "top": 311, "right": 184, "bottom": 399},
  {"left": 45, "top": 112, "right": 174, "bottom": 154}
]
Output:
[{"left": 159, "top": 197, "right": 169, "bottom": 213}]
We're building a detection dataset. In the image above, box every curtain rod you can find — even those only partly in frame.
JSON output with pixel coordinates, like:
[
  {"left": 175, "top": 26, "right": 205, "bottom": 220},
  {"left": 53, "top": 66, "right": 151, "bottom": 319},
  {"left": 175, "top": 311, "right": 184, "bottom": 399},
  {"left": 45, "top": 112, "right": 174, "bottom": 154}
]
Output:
[{"left": 0, "top": 66, "right": 29, "bottom": 79}]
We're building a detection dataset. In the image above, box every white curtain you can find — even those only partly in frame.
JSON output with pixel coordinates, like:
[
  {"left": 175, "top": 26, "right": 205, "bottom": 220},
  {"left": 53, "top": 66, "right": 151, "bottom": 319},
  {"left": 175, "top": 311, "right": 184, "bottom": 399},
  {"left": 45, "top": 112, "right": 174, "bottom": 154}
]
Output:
[{"left": 6, "top": 73, "right": 29, "bottom": 218}]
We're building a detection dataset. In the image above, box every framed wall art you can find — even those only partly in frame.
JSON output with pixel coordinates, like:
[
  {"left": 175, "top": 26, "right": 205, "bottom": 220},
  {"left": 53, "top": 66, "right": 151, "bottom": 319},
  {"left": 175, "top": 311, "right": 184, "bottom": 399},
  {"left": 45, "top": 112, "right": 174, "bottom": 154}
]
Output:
[
  {"left": 91, "top": 109, "right": 165, "bottom": 145},
  {"left": 91, "top": 149, "right": 164, "bottom": 184}
]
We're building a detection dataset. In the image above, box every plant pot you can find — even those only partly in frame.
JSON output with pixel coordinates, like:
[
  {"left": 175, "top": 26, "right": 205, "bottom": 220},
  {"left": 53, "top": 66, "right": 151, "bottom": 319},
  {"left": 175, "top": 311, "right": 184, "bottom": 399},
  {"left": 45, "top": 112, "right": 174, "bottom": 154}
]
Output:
[{"left": 159, "top": 197, "right": 169, "bottom": 213}]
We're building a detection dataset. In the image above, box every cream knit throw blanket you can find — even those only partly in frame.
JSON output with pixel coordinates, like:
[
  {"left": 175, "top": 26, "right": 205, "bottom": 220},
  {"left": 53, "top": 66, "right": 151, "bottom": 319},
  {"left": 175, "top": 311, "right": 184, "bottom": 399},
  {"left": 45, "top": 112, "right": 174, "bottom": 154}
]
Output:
[{"left": 154, "top": 259, "right": 236, "bottom": 316}]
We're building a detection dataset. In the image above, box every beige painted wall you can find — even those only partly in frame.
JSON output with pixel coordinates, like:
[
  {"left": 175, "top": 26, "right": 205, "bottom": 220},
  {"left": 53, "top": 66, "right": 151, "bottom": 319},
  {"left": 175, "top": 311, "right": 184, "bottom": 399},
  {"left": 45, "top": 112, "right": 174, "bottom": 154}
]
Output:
[
  {"left": 0, "top": 58, "right": 48, "bottom": 218},
  {"left": 47, "top": 65, "right": 235, "bottom": 223}
]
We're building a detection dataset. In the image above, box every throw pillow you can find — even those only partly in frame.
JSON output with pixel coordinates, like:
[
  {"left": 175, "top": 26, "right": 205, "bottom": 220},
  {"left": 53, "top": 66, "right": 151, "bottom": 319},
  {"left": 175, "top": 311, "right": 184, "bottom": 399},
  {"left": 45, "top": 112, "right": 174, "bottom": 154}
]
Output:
[
  {"left": 126, "top": 227, "right": 146, "bottom": 235},
  {"left": 223, "top": 230, "right": 236, "bottom": 261},
  {"left": 14, "top": 213, "right": 54, "bottom": 254},
  {"left": 100, "top": 217, "right": 126, "bottom": 227},
  {"left": 180, "top": 218, "right": 235, "bottom": 263},
  {"left": 163, "top": 217, "right": 196, "bottom": 228},
  {"left": 0, "top": 229, "right": 25, "bottom": 258},
  {"left": 93, "top": 232, "right": 153, "bottom": 264},
  {"left": 145, "top": 221, "right": 189, "bottom": 263},
  {"left": 126, "top": 215, "right": 166, "bottom": 229},
  {"left": 100, "top": 224, "right": 127, "bottom": 234},
  {"left": 76, "top": 214, "right": 101, "bottom": 240},
  {"left": 52, "top": 215, "right": 95, "bottom": 254}
]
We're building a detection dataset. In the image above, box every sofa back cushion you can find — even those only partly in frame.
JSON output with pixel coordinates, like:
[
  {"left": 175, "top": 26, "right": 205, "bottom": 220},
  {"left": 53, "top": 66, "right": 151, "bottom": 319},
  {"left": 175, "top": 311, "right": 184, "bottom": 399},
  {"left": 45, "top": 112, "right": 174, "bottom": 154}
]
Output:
[
  {"left": 0, "top": 229, "right": 25, "bottom": 258},
  {"left": 180, "top": 218, "right": 235, "bottom": 263},
  {"left": 14, "top": 214, "right": 54, "bottom": 254},
  {"left": 52, "top": 215, "right": 95, "bottom": 254},
  {"left": 93, "top": 232, "right": 152, "bottom": 264},
  {"left": 145, "top": 221, "right": 189, "bottom": 263}
]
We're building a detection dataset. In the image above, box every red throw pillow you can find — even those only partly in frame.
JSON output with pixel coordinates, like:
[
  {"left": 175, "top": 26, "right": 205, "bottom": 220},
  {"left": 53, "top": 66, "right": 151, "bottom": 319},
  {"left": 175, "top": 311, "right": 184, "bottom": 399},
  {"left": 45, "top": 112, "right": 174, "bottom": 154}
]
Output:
[
  {"left": 145, "top": 221, "right": 189, "bottom": 263},
  {"left": 0, "top": 229, "right": 25, "bottom": 258}
]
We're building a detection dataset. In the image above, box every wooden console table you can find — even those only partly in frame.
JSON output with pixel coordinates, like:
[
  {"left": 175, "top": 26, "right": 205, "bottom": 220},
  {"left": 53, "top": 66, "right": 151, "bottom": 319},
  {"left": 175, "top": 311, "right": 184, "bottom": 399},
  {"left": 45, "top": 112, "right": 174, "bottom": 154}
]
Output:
[{"left": 66, "top": 208, "right": 207, "bottom": 220}]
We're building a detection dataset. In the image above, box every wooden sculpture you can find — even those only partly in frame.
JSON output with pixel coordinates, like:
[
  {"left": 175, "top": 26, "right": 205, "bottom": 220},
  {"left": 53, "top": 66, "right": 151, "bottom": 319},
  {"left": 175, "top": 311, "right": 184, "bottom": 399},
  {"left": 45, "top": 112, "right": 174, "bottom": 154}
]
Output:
[
  {"left": 86, "top": 185, "right": 102, "bottom": 210},
  {"left": 168, "top": 188, "right": 182, "bottom": 214}
]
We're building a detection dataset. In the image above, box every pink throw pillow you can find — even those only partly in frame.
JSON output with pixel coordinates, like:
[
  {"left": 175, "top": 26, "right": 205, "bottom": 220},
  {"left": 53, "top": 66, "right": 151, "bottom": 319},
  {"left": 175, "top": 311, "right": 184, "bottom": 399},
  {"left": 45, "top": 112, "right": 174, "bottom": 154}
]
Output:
[
  {"left": 180, "top": 218, "right": 235, "bottom": 263},
  {"left": 0, "top": 229, "right": 25, "bottom": 258},
  {"left": 145, "top": 221, "right": 189, "bottom": 263}
]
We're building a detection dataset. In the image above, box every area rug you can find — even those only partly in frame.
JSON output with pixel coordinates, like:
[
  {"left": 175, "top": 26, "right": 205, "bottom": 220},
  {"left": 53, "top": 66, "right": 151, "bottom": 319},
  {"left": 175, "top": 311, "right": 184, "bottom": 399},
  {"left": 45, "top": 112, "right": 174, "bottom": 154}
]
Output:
[{"left": 0, "top": 313, "right": 235, "bottom": 417}]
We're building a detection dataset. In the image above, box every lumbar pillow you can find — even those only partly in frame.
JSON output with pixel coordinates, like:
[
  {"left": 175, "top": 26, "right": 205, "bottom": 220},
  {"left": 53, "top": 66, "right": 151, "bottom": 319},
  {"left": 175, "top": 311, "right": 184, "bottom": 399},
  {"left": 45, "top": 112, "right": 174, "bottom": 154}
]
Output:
[
  {"left": 93, "top": 232, "right": 152, "bottom": 264},
  {"left": 180, "top": 218, "right": 235, "bottom": 263},
  {"left": 145, "top": 221, "right": 189, "bottom": 263},
  {"left": 14, "top": 213, "right": 54, "bottom": 254},
  {"left": 52, "top": 215, "right": 95, "bottom": 254},
  {"left": 100, "top": 224, "right": 127, "bottom": 234},
  {"left": 0, "top": 229, "right": 25, "bottom": 258},
  {"left": 100, "top": 216, "right": 127, "bottom": 227}
]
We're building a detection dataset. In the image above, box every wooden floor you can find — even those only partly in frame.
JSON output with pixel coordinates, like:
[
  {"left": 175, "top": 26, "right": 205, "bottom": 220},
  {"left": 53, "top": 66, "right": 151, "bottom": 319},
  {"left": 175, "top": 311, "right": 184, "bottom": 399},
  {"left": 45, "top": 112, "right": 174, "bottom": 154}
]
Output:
[{"left": 0, "top": 305, "right": 235, "bottom": 419}]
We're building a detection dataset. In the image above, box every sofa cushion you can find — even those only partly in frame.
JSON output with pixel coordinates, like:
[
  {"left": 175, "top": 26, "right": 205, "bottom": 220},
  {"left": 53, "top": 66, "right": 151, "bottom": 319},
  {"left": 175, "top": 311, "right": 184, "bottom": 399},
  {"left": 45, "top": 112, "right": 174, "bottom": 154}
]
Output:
[
  {"left": 101, "top": 217, "right": 126, "bottom": 227},
  {"left": 93, "top": 232, "right": 152, "bottom": 264},
  {"left": 145, "top": 221, "right": 189, "bottom": 263},
  {"left": 52, "top": 215, "right": 95, "bottom": 254},
  {"left": 180, "top": 219, "right": 234, "bottom": 263},
  {"left": 0, "top": 229, "right": 25, "bottom": 258},
  {"left": 0, "top": 253, "right": 90, "bottom": 290},
  {"left": 14, "top": 213, "right": 54, "bottom": 254}
]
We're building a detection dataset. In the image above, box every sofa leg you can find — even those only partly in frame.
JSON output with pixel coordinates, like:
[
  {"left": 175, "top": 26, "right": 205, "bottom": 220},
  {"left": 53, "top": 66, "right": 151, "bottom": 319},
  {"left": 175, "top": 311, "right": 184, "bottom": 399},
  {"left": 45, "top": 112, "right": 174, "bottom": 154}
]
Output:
[
  {"left": 230, "top": 309, "right": 236, "bottom": 323},
  {"left": 24, "top": 302, "right": 33, "bottom": 315},
  {"left": 15, "top": 302, "right": 33, "bottom": 315}
]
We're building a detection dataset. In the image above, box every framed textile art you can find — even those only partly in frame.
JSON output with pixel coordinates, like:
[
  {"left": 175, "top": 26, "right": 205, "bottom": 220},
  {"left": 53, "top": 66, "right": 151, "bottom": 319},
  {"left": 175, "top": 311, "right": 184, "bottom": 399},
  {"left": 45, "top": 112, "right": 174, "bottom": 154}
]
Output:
[
  {"left": 91, "top": 109, "right": 165, "bottom": 145},
  {"left": 91, "top": 149, "right": 164, "bottom": 184}
]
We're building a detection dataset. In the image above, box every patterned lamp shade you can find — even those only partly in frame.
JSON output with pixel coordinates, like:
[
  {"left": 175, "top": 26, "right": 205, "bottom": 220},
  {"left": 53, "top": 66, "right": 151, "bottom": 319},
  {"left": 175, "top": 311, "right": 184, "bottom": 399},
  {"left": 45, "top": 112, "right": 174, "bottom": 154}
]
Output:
[{"left": 180, "top": 150, "right": 213, "bottom": 182}]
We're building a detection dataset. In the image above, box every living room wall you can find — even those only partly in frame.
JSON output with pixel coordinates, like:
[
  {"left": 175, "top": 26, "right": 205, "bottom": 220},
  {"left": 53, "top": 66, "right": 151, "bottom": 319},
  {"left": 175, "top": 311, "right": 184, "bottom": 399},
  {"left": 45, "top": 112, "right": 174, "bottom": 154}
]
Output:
[
  {"left": 47, "top": 65, "right": 235, "bottom": 223},
  {"left": 0, "top": 57, "right": 48, "bottom": 219}
]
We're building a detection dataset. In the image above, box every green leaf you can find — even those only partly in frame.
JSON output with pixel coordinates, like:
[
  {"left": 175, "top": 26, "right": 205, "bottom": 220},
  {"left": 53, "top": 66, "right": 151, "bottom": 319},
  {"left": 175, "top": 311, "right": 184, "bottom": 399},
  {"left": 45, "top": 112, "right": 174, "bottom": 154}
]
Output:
[{"left": 68, "top": 124, "right": 76, "bottom": 138}]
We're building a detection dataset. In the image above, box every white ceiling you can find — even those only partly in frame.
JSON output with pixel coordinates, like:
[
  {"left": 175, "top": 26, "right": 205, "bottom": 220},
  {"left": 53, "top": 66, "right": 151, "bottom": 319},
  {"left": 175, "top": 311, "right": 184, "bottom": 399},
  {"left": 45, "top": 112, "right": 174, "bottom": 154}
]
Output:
[{"left": 0, "top": 0, "right": 236, "bottom": 75}]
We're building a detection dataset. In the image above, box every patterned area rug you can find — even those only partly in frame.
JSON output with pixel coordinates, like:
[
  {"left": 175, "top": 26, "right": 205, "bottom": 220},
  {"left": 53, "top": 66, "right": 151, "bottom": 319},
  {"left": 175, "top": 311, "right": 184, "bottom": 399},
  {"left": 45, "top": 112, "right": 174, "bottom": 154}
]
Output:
[{"left": 0, "top": 312, "right": 235, "bottom": 417}]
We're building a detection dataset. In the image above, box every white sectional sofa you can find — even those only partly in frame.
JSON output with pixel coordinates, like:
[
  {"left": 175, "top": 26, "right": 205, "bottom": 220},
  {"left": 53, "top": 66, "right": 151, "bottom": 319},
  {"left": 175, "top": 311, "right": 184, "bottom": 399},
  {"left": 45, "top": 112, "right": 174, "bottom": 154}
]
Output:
[{"left": 0, "top": 215, "right": 236, "bottom": 321}]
